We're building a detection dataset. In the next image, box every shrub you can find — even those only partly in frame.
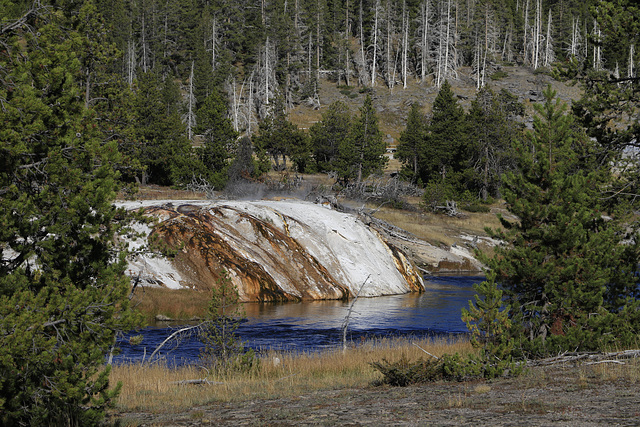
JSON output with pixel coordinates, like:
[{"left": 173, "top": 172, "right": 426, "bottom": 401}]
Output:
[
  {"left": 199, "top": 271, "right": 259, "bottom": 376},
  {"left": 371, "top": 354, "right": 446, "bottom": 386},
  {"left": 490, "top": 70, "right": 509, "bottom": 80},
  {"left": 462, "top": 203, "right": 491, "bottom": 213},
  {"left": 422, "top": 182, "right": 458, "bottom": 211}
]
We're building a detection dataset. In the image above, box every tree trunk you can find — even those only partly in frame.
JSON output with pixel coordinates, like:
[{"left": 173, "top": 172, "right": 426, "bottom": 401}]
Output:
[
  {"left": 523, "top": 0, "right": 529, "bottom": 64},
  {"left": 402, "top": 0, "right": 408, "bottom": 89},
  {"left": 359, "top": 0, "right": 368, "bottom": 86},
  {"left": 371, "top": 0, "right": 380, "bottom": 87},
  {"left": 345, "top": 0, "right": 351, "bottom": 86},
  {"left": 317, "top": 0, "right": 321, "bottom": 83},
  {"left": 420, "top": 0, "right": 431, "bottom": 83}
]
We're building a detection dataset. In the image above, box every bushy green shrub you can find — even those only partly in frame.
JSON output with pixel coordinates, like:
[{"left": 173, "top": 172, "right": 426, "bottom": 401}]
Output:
[
  {"left": 462, "top": 203, "right": 491, "bottom": 213},
  {"left": 490, "top": 70, "right": 509, "bottom": 80},
  {"left": 422, "top": 181, "right": 458, "bottom": 211},
  {"left": 371, "top": 354, "right": 446, "bottom": 386}
]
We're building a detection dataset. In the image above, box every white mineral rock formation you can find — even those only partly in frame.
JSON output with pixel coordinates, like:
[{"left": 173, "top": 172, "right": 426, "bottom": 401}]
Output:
[{"left": 118, "top": 199, "right": 424, "bottom": 301}]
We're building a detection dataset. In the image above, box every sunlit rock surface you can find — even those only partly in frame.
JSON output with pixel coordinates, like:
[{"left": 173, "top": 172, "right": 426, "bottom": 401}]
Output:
[{"left": 120, "top": 200, "right": 424, "bottom": 302}]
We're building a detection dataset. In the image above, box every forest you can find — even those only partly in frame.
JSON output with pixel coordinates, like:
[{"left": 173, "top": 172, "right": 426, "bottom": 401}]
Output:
[
  {"left": 2, "top": 0, "right": 640, "bottom": 425},
  {"left": 3, "top": 0, "right": 633, "bottom": 195}
]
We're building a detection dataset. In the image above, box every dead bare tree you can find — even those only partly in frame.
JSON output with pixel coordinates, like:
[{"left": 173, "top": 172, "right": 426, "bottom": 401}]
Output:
[
  {"left": 401, "top": 0, "right": 409, "bottom": 88},
  {"left": 592, "top": 18, "right": 603, "bottom": 71},
  {"left": 543, "top": 8, "right": 555, "bottom": 67},
  {"left": 140, "top": 12, "right": 151, "bottom": 73},
  {"left": 523, "top": 0, "right": 529, "bottom": 64},
  {"left": 371, "top": 0, "right": 381, "bottom": 86},
  {"left": 418, "top": 0, "right": 434, "bottom": 83},
  {"left": 206, "top": 17, "right": 218, "bottom": 72},
  {"left": 256, "top": 37, "right": 278, "bottom": 119},
  {"left": 342, "top": 275, "right": 370, "bottom": 353},
  {"left": 344, "top": 0, "right": 352, "bottom": 86},
  {"left": 385, "top": 0, "right": 396, "bottom": 89},
  {"left": 568, "top": 16, "right": 582, "bottom": 59},
  {"left": 182, "top": 61, "right": 196, "bottom": 140},
  {"left": 435, "top": 0, "right": 458, "bottom": 87},
  {"left": 356, "top": 0, "right": 369, "bottom": 86},
  {"left": 126, "top": 39, "right": 136, "bottom": 88}
]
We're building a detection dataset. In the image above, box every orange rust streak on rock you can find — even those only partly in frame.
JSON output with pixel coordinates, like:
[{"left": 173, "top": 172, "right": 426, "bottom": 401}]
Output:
[{"left": 145, "top": 205, "right": 350, "bottom": 302}]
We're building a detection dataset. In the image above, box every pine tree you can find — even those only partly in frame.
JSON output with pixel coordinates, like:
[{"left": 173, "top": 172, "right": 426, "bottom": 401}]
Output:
[
  {"left": 420, "top": 80, "right": 466, "bottom": 190},
  {"left": 196, "top": 89, "right": 239, "bottom": 189},
  {"left": 130, "top": 71, "right": 198, "bottom": 186},
  {"left": 465, "top": 87, "right": 523, "bottom": 201},
  {"left": 252, "top": 98, "right": 309, "bottom": 172},
  {"left": 336, "top": 95, "right": 387, "bottom": 183},
  {"left": 570, "top": 2, "right": 640, "bottom": 204},
  {"left": 309, "top": 101, "right": 352, "bottom": 173},
  {"left": 461, "top": 271, "right": 521, "bottom": 378},
  {"left": 396, "top": 103, "right": 426, "bottom": 183},
  {"left": 0, "top": 3, "right": 140, "bottom": 424},
  {"left": 483, "top": 86, "right": 640, "bottom": 356}
]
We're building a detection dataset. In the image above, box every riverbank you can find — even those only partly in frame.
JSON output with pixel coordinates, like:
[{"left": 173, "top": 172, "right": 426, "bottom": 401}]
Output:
[
  {"left": 108, "top": 336, "right": 640, "bottom": 426},
  {"left": 109, "top": 337, "right": 472, "bottom": 416}
]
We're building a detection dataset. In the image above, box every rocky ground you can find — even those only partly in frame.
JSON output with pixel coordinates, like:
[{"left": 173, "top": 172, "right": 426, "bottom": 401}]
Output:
[{"left": 111, "top": 363, "right": 640, "bottom": 426}]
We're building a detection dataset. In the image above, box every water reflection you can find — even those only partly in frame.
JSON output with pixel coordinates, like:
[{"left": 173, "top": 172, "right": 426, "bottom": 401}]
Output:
[{"left": 115, "top": 275, "right": 483, "bottom": 365}]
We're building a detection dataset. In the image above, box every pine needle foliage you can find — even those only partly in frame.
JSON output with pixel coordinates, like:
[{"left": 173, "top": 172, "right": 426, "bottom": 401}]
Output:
[
  {"left": 461, "top": 271, "right": 523, "bottom": 378},
  {"left": 0, "top": 3, "right": 141, "bottom": 425},
  {"left": 481, "top": 86, "right": 640, "bottom": 357},
  {"left": 199, "top": 271, "right": 258, "bottom": 376}
]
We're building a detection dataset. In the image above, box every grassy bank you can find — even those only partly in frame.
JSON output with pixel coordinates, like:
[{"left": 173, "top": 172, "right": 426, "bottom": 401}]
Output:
[
  {"left": 110, "top": 336, "right": 473, "bottom": 413},
  {"left": 131, "top": 286, "right": 211, "bottom": 323}
]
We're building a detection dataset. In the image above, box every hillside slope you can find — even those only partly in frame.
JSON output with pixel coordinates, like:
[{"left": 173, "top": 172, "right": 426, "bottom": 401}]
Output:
[{"left": 289, "top": 65, "right": 581, "bottom": 155}]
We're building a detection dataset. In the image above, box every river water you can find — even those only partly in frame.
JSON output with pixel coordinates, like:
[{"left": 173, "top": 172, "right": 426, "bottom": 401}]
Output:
[{"left": 114, "top": 275, "right": 483, "bottom": 365}]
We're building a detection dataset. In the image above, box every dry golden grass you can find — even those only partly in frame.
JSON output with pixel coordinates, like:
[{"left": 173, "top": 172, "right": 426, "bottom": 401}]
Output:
[
  {"left": 588, "top": 358, "right": 640, "bottom": 383},
  {"left": 128, "top": 185, "right": 207, "bottom": 201},
  {"left": 372, "top": 203, "right": 503, "bottom": 250},
  {"left": 131, "top": 287, "right": 210, "bottom": 323},
  {"left": 110, "top": 336, "right": 473, "bottom": 413}
]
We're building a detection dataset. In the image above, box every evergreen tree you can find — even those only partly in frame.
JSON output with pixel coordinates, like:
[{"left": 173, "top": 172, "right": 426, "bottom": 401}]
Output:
[
  {"left": 396, "top": 103, "right": 426, "bottom": 183},
  {"left": 482, "top": 86, "right": 640, "bottom": 357},
  {"left": 0, "top": 3, "right": 140, "bottom": 424},
  {"left": 196, "top": 89, "right": 239, "bottom": 189},
  {"left": 336, "top": 95, "right": 387, "bottom": 183},
  {"left": 461, "top": 271, "right": 521, "bottom": 378},
  {"left": 309, "top": 101, "right": 352, "bottom": 172},
  {"left": 253, "top": 99, "right": 310, "bottom": 172},
  {"left": 465, "top": 87, "right": 523, "bottom": 201},
  {"left": 420, "top": 80, "right": 466, "bottom": 189},
  {"left": 130, "top": 71, "right": 199, "bottom": 186},
  {"left": 569, "top": 2, "right": 640, "bottom": 208},
  {"left": 228, "top": 136, "right": 258, "bottom": 183}
]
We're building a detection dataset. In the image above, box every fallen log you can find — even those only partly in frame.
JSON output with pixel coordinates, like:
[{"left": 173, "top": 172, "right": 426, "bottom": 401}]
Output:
[
  {"left": 169, "top": 379, "right": 224, "bottom": 385},
  {"left": 527, "top": 349, "right": 640, "bottom": 367}
]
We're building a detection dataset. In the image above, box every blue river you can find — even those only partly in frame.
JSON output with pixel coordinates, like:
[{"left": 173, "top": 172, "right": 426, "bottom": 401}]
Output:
[{"left": 114, "top": 275, "right": 483, "bottom": 365}]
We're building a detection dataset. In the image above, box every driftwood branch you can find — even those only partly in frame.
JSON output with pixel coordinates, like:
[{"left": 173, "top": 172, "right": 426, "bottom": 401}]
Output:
[
  {"left": 146, "top": 324, "right": 202, "bottom": 364},
  {"left": 527, "top": 350, "right": 640, "bottom": 367},
  {"left": 434, "top": 200, "right": 463, "bottom": 217},
  {"left": 169, "top": 379, "right": 224, "bottom": 385},
  {"left": 342, "top": 275, "right": 370, "bottom": 353},
  {"left": 412, "top": 342, "right": 440, "bottom": 360}
]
